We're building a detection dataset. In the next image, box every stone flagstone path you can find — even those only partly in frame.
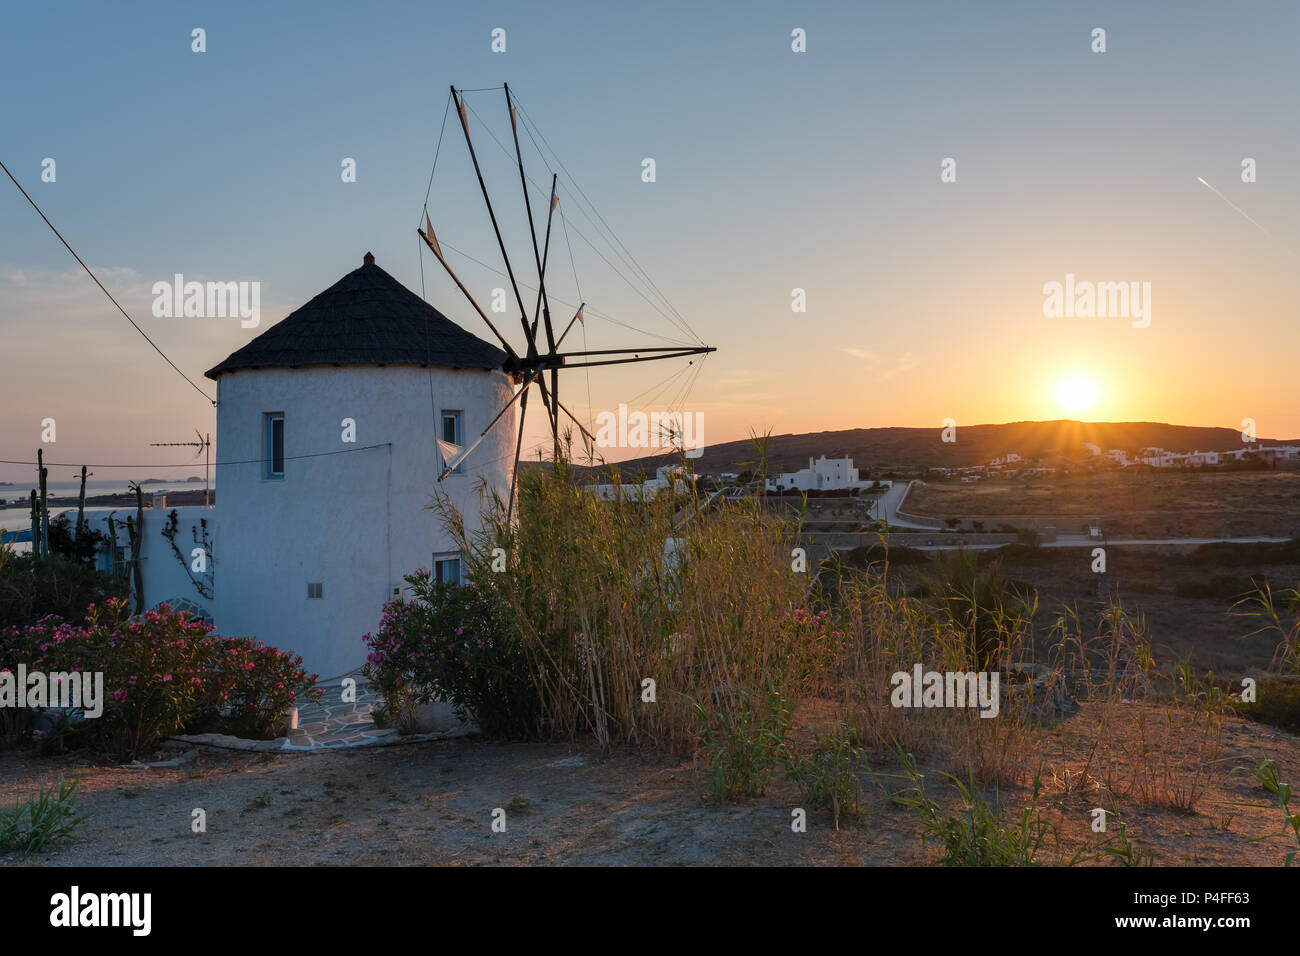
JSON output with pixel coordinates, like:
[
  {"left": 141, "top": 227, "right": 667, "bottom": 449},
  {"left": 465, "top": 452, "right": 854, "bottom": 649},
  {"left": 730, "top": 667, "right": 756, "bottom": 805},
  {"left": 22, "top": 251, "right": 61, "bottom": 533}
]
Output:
[{"left": 174, "top": 668, "right": 471, "bottom": 753}]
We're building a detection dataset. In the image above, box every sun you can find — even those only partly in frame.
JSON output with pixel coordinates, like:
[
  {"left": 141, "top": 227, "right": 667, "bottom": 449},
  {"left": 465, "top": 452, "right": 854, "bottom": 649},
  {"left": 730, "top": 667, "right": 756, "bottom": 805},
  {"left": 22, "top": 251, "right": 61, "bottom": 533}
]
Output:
[{"left": 1053, "top": 375, "right": 1101, "bottom": 414}]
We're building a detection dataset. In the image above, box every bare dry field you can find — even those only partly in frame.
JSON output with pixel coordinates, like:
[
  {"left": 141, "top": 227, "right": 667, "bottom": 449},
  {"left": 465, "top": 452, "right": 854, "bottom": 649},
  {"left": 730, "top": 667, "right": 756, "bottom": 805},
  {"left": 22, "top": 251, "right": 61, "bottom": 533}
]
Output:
[
  {"left": 907, "top": 470, "right": 1300, "bottom": 539},
  {"left": 963, "top": 545, "right": 1300, "bottom": 676},
  {"left": 2, "top": 700, "right": 1296, "bottom": 867}
]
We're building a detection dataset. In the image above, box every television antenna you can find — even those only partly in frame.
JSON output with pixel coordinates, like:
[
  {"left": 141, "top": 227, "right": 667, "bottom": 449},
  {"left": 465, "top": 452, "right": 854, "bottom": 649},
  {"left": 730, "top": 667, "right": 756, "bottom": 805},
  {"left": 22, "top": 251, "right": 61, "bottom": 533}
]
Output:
[{"left": 148, "top": 430, "right": 212, "bottom": 507}]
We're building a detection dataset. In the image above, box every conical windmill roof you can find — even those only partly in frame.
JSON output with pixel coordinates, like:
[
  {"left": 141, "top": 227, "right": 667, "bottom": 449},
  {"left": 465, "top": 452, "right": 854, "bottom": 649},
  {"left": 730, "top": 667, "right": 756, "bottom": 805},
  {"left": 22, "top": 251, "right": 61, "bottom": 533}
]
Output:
[{"left": 204, "top": 253, "right": 507, "bottom": 379}]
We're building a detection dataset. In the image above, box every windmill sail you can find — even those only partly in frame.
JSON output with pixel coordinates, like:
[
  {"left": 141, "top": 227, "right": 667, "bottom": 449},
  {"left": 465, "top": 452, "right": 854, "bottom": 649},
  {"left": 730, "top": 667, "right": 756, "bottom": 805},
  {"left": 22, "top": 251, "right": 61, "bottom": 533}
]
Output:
[
  {"left": 417, "top": 83, "right": 716, "bottom": 516},
  {"left": 436, "top": 438, "right": 464, "bottom": 469}
]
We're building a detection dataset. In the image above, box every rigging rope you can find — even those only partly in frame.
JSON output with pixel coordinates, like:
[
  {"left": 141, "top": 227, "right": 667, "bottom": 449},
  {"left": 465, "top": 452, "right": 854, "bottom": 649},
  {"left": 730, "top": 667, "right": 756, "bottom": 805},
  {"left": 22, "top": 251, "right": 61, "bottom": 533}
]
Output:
[
  {"left": 512, "top": 93, "right": 705, "bottom": 347},
  {"left": 462, "top": 96, "right": 701, "bottom": 348}
]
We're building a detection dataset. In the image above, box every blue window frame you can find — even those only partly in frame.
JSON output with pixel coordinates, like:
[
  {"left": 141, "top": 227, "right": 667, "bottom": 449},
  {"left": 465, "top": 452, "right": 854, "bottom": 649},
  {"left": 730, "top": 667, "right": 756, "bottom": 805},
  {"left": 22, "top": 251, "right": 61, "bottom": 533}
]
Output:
[
  {"left": 434, "top": 553, "right": 461, "bottom": 585},
  {"left": 265, "top": 413, "right": 285, "bottom": 479}
]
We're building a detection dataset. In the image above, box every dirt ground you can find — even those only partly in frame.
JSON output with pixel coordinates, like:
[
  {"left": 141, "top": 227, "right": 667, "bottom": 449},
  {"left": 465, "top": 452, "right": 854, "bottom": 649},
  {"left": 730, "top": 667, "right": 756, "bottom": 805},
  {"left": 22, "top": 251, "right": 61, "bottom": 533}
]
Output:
[
  {"left": 2, "top": 702, "right": 1297, "bottom": 867},
  {"left": 908, "top": 470, "right": 1300, "bottom": 539}
]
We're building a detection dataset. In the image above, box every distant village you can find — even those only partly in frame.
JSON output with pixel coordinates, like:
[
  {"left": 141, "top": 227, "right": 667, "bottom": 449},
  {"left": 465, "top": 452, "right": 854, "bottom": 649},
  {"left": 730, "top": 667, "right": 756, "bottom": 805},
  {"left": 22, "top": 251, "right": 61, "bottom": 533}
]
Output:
[
  {"left": 593, "top": 440, "right": 1300, "bottom": 500},
  {"left": 929, "top": 441, "right": 1300, "bottom": 483}
]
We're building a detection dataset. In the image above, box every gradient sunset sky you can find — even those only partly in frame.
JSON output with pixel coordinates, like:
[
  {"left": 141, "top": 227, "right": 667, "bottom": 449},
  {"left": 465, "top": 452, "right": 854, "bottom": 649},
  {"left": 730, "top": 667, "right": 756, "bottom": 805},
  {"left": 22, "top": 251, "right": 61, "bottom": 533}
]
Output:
[{"left": 2, "top": 0, "right": 1297, "bottom": 482}]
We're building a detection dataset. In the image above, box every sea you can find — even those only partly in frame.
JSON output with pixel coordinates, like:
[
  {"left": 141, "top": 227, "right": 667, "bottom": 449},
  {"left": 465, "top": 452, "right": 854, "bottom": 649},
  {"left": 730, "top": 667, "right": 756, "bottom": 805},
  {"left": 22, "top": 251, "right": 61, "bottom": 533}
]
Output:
[{"left": 0, "top": 478, "right": 213, "bottom": 511}]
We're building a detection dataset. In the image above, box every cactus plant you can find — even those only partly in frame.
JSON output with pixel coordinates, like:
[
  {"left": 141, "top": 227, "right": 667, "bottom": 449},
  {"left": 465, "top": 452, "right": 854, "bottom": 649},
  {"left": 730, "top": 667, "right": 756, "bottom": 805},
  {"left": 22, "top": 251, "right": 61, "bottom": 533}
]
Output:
[
  {"left": 123, "top": 481, "right": 145, "bottom": 614},
  {"left": 37, "top": 449, "right": 50, "bottom": 557}
]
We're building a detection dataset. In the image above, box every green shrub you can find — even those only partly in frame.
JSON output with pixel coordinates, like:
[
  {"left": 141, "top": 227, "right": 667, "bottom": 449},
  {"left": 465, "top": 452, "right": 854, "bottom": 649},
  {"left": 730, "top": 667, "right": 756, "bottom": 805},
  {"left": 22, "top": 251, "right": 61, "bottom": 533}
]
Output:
[
  {"left": 1232, "top": 679, "right": 1300, "bottom": 734},
  {"left": 889, "top": 750, "right": 1055, "bottom": 866},
  {"left": 192, "top": 636, "right": 322, "bottom": 739},
  {"left": 694, "top": 683, "right": 790, "bottom": 804},
  {"left": 363, "top": 570, "right": 538, "bottom": 737},
  {"left": 1180, "top": 539, "right": 1300, "bottom": 568},
  {"left": 784, "top": 724, "right": 867, "bottom": 828},
  {"left": 1230, "top": 756, "right": 1300, "bottom": 867},
  {"left": 1252, "top": 757, "right": 1299, "bottom": 866},
  {"left": 0, "top": 777, "right": 89, "bottom": 855},
  {"left": 47, "top": 514, "right": 109, "bottom": 567},
  {"left": 4, "top": 600, "right": 321, "bottom": 759},
  {"left": 0, "top": 552, "right": 127, "bottom": 630}
]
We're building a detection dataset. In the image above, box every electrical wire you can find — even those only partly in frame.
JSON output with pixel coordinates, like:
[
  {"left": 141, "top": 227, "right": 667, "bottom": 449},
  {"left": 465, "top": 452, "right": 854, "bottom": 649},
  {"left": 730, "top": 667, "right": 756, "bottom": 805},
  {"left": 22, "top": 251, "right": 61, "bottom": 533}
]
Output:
[
  {"left": 0, "top": 158, "right": 216, "bottom": 406},
  {"left": 0, "top": 443, "right": 391, "bottom": 470}
]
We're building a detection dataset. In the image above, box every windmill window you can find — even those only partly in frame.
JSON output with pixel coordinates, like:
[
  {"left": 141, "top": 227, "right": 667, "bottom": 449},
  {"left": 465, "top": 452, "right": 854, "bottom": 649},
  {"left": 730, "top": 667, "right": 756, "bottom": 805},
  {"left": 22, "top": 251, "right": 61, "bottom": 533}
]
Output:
[
  {"left": 442, "top": 410, "right": 463, "bottom": 474},
  {"left": 307, "top": 582, "right": 323, "bottom": 599},
  {"left": 264, "top": 413, "right": 285, "bottom": 479},
  {"left": 433, "top": 553, "right": 462, "bottom": 585}
]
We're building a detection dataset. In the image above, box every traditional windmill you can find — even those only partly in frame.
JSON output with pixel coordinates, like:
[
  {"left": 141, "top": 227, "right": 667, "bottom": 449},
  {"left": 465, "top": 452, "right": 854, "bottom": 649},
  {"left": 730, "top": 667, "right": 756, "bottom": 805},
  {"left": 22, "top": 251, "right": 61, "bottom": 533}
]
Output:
[{"left": 418, "top": 84, "right": 715, "bottom": 519}]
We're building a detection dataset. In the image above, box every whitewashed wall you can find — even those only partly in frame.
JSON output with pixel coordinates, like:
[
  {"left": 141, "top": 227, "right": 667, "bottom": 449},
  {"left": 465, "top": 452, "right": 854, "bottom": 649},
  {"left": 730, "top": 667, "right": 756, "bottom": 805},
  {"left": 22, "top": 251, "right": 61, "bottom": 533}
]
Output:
[
  {"left": 212, "top": 364, "right": 514, "bottom": 678},
  {"left": 61, "top": 506, "right": 217, "bottom": 621}
]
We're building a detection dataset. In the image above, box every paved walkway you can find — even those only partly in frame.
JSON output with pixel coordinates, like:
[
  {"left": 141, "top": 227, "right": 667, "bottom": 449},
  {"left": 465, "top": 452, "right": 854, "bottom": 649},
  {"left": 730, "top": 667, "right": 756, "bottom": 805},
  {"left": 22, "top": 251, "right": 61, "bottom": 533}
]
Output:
[{"left": 174, "top": 669, "right": 471, "bottom": 753}]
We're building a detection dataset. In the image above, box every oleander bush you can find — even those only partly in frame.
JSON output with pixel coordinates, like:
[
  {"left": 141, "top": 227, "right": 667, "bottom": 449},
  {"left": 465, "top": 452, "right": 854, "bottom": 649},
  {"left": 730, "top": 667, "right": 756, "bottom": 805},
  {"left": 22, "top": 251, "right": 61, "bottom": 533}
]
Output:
[
  {"left": 1, "top": 599, "right": 321, "bottom": 759},
  {"left": 363, "top": 569, "right": 538, "bottom": 737}
]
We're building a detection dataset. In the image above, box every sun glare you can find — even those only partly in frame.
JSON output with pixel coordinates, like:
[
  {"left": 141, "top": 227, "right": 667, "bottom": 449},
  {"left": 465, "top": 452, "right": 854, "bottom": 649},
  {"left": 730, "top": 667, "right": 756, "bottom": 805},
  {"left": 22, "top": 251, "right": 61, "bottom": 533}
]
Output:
[{"left": 1053, "top": 375, "right": 1101, "bottom": 414}]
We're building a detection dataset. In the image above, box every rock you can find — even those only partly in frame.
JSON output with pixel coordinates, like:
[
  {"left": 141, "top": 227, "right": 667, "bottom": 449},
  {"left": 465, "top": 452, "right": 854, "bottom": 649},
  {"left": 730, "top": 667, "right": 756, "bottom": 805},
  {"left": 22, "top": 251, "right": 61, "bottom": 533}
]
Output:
[{"left": 1004, "top": 662, "right": 1078, "bottom": 722}]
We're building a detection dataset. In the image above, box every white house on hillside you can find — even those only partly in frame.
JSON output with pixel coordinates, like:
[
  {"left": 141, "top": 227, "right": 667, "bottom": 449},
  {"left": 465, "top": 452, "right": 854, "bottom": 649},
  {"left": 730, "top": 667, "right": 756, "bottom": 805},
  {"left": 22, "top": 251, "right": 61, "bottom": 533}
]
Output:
[
  {"left": 203, "top": 253, "right": 515, "bottom": 678},
  {"left": 766, "top": 455, "right": 883, "bottom": 492}
]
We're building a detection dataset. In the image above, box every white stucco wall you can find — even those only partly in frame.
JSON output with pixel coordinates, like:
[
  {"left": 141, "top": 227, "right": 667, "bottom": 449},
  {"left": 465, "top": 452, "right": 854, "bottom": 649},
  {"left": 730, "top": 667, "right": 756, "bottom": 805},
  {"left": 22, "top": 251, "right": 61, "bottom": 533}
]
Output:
[
  {"left": 212, "top": 364, "right": 515, "bottom": 678},
  {"left": 56, "top": 506, "right": 218, "bottom": 621}
]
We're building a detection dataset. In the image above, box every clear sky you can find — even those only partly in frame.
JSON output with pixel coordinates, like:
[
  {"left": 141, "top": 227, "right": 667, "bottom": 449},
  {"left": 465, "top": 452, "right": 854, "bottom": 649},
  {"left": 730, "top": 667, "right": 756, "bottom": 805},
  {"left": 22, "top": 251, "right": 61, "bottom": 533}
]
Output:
[{"left": 2, "top": 0, "right": 1297, "bottom": 483}]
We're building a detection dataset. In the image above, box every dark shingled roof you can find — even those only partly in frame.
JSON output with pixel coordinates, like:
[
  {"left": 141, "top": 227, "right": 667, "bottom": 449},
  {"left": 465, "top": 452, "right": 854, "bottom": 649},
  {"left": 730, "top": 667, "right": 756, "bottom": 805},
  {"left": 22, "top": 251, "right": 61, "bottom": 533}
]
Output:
[{"left": 204, "top": 254, "right": 507, "bottom": 379}]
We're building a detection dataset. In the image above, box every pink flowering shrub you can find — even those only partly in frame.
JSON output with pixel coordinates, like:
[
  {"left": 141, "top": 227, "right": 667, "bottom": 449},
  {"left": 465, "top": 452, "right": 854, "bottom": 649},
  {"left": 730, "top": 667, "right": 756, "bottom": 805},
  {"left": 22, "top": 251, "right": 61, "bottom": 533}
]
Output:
[
  {"left": 0, "top": 599, "right": 320, "bottom": 759},
  {"left": 363, "top": 569, "right": 538, "bottom": 737},
  {"left": 193, "top": 637, "right": 321, "bottom": 739}
]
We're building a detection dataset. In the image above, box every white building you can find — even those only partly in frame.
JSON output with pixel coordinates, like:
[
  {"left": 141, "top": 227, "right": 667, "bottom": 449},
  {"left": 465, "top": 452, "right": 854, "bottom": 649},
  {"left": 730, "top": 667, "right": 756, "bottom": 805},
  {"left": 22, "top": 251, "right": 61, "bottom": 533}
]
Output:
[
  {"left": 202, "top": 253, "right": 515, "bottom": 678},
  {"left": 766, "top": 455, "right": 880, "bottom": 492},
  {"left": 592, "top": 464, "right": 695, "bottom": 501}
]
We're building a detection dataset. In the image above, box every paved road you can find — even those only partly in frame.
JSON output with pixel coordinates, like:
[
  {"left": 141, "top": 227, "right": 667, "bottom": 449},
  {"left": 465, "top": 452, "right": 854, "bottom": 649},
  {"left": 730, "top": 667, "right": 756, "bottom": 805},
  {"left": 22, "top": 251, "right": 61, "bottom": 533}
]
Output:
[
  {"left": 849, "top": 534, "right": 1292, "bottom": 553},
  {"left": 874, "top": 480, "right": 941, "bottom": 530}
]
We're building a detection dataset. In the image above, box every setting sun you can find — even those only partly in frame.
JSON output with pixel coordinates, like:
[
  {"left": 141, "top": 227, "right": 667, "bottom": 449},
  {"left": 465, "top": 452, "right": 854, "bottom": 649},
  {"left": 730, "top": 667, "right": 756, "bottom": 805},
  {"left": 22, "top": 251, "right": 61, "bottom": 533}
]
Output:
[{"left": 1053, "top": 375, "right": 1101, "bottom": 414}]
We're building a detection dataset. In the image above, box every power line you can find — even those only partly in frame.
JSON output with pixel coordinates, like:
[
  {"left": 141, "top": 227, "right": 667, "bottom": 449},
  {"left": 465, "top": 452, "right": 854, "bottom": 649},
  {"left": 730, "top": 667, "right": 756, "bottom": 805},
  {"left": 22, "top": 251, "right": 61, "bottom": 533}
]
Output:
[
  {"left": 0, "top": 157, "right": 217, "bottom": 406},
  {"left": 0, "top": 442, "right": 391, "bottom": 470}
]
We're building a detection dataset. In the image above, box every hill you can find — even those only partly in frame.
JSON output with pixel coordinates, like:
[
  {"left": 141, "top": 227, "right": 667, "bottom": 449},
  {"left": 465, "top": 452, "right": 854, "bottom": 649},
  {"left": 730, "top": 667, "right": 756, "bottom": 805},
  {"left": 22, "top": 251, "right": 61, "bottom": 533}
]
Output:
[{"left": 600, "top": 421, "right": 1300, "bottom": 478}]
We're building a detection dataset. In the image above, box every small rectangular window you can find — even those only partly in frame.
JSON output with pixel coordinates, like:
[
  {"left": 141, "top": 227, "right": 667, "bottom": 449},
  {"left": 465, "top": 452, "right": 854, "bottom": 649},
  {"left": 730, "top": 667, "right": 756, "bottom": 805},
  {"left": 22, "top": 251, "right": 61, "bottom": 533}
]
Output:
[
  {"left": 433, "top": 554, "right": 461, "bottom": 585},
  {"left": 442, "top": 410, "right": 463, "bottom": 474},
  {"left": 307, "top": 582, "right": 323, "bottom": 599},
  {"left": 265, "top": 413, "right": 285, "bottom": 478}
]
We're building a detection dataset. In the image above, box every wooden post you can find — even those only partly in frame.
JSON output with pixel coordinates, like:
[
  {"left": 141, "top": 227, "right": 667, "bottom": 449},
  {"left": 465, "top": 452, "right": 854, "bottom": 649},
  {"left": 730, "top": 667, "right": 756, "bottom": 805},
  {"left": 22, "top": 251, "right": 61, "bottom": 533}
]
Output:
[{"left": 76, "top": 465, "right": 88, "bottom": 538}]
